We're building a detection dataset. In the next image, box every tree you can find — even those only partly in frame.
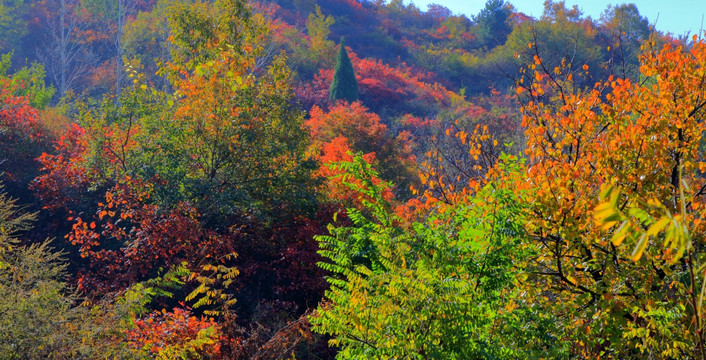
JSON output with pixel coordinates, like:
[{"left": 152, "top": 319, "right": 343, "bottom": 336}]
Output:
[
  {"left": 289, "top": 5, "right": 336, "bottom": 80},
  {"left": 311, "top": 154, "right": 566, "bottom": 358},
  {"left": 508, "top": 35, "right": 706, "bottom": 357},
  {"left": 412, "top": 90, "right": 520, "bottom": 209},
  {"left": 0, "top": 51, "right": 55, "bottom": 109},
  {"left": 33, "top": 0, "right": 317, "bottom": 320},
  {"left": 305, "top": 102, "right": 416, "bottom": 201},
  {"left": 497, "top": 0, "right": 604, "bottom": 91},
  {"left": 126, "top": 307, "right": 223, "bottom": 358},
  {"left": 474, "top": 0, "right": 513, "bottom": 48},
  {"left": 0, "top": 0, "right": 29, "bottom": 52},
  {"left": 299, "top": 52, "right": 451, "bottom": 115},
  {"left": 329, "top": 37, "right": 358, "bottom": 103},
  {"left": 0, "top": 241, "right": 78, "bottom": 359},
  {"left": 0, "top": 182, "right": 79, "bottom": 359},
  {"left": 37, "top": 0, "right": 93, "bottom": 99},
  {"left": 122, "top": 0, "right": 170, "bottom": 90},
  {"left": 165, "top": 0, "right": 253, "bottom": 74},
  {"left": 598, "top": 3, "right": 652, "bottom": 79},
  {"left": 107, "top": 0, "right": 138, "bottom": 99},
  {"left": 0, "top": 72, "right": 51, "bottom": 200},
  {"left": 307, "top": 5, "right": 335, "bottom": 63}
]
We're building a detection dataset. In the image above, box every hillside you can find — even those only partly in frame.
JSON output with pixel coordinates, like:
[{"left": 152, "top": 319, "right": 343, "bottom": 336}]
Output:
[{"left": 1, "top": 0, "right": 705, "bottom": 358}]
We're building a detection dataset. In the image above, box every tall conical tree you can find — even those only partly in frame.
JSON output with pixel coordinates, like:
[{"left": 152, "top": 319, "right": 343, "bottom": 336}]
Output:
[{"left": 329, "top": 37, "right": 358, "bottom": 103}]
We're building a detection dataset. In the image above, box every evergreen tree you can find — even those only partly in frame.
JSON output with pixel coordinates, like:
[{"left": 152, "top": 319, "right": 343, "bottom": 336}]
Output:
[
  {"left": 474, "top": 0, "right": 513, "bottom": 48},
  {"left": 329, "top": 37, "right": 358, "bottom": 103}
]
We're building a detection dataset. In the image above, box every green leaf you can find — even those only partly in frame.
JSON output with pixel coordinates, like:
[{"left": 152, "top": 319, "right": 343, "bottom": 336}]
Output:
[
  {"left": 631, "top": 233, "right": 649, "bottom": 262},
  {"left": 600, "top": 212, "right": 622, "bottom": 230},
  {"left": 611, "top": 221, "right": 630, "bottom": 246},
  {"left": 646, "top": 216, "right": 670, "bottom": 238},
  {"left": 599, "top": 184, "right": 614, "bottom": 202},
  {"left": 608, "top": 187, "right": 620, "bottom": 208}
]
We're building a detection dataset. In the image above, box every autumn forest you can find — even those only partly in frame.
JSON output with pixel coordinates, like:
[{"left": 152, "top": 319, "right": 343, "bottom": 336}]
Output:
[{"left": 1, "top": 0, "right": 705, "bottom": 358}]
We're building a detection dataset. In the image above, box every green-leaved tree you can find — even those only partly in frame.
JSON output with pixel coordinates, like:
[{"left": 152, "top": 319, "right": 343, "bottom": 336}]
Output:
[
  {"left": 311, "top": 154, "right": 567, "bottom": 359},
  {"left": 329, "top": 37, "right": 358, "bottom": 103}
]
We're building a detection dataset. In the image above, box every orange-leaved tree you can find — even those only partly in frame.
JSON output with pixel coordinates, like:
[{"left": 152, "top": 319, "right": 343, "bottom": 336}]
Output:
[
  {"left": 509, "top": 35, "right": 706, "bottom": 358},
  {"left": 305, "top": 101, "right": 414, "bottom": 204}
]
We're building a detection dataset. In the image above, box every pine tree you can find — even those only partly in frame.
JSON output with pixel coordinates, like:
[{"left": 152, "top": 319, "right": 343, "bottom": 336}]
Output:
[{"left": 329, "top": 37, "right": 358, "bottom": 103}]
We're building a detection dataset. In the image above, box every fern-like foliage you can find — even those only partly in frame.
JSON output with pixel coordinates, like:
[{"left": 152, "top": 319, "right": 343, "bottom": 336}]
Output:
[
  {"left": 0, "top": 181, "right": 36, "bottom": 268},
  {"left": 311, "top": 154, "right": 566, "bottom": 359},
  {"left": 186, "top": 252, "right": 239, "bottom": 316}
]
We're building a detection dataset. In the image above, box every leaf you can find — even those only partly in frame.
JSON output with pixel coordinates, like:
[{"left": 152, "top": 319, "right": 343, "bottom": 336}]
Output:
[
  {"left": 646, "top": 216, "right": 670, "bottom": 238},
  {"left": 631, "top": 233, "right": 649, "bottom": 262},
  {"left": 598, "top": 185, "right": 612, "bottom": 201},
  {"left": 608, "top": 188, "right": 620, "bottom": 208},
  {"left": 600, "top": 212, "right": 622, "bottom": 230},
  {"left": 610, "top": 221, "right": 630, "bottom": 246}
]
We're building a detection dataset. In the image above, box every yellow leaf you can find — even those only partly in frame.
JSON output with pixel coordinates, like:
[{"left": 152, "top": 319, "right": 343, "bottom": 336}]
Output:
[
  {"left": 610, "top": 221, "right": 629, "bottom": 246},
  {"left": 631, "top": 233, "right": 649, "bottom": 262},
  {"left": 646, "top": 217, "right": 670, "bottom": 238}
]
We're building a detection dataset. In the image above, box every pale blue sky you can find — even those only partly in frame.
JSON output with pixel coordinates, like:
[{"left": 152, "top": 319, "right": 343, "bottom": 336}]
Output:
[{"left": 406, "top": 0, "right": 706, "bottom": 37}]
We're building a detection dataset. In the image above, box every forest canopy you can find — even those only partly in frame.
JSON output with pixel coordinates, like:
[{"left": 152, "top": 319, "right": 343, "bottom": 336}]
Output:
[{"left": 1, "top": 0, "right": 706, "bottom": 358}]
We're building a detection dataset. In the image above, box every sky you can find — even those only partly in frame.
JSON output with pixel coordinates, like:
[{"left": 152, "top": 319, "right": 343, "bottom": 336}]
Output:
[{"left": 406, "top": 0, "right": 706, "bottom": 37}]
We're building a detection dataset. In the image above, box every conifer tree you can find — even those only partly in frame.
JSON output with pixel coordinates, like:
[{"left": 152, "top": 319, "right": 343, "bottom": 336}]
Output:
[{"left": 329, "top": 37, "right": 358, "bottom": 103}]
